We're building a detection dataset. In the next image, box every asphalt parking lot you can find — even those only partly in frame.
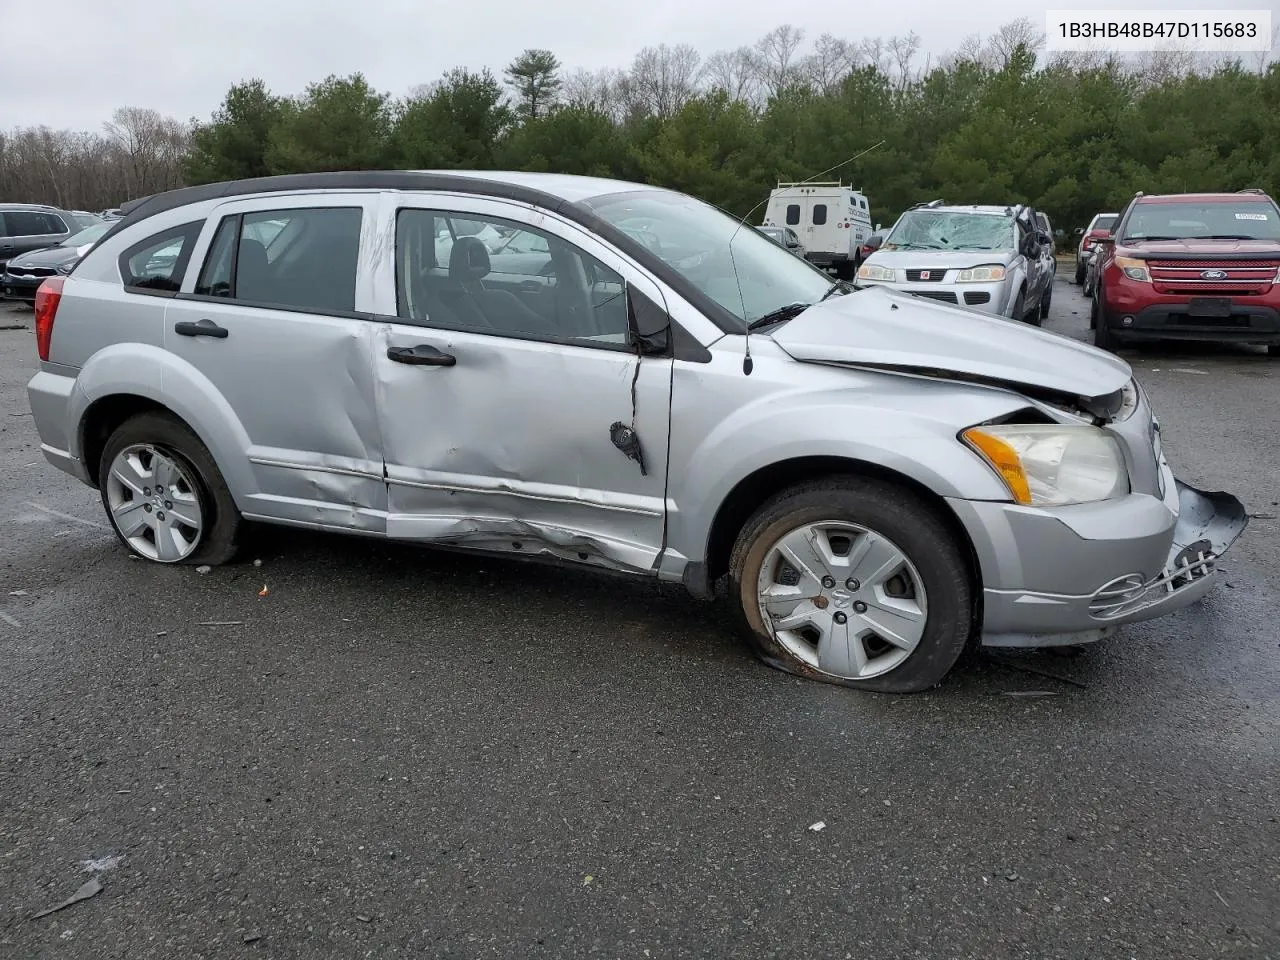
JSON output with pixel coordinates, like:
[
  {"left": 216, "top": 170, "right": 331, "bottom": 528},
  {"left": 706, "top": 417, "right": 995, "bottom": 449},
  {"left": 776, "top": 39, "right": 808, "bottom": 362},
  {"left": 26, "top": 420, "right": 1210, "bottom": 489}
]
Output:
[{"left": 2, "top": 278, "right": 1278, "bottom": 959}]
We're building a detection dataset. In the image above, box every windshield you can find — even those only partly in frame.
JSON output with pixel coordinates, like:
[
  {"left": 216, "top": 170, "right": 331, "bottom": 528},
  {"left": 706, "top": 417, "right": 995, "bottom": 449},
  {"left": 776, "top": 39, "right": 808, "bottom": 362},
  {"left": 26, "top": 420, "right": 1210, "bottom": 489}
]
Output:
[
  {"left": 1091, "top": 215, "right": 1117, "bottom": 232},
  {"left": 72, "top": 213, "right": 102, "bottom": 229},
  {"left": 61, "top": 222, "right": 113, "bottom": 247},
  {"left": 1121, "top": 201, "right": 1280, "bottom": 241},
  {"left": 582, "top": 190, "right": 834, "bottom": 325},
  {"left": 884, "top": 210, "right": 1015, "bottom": 252}
]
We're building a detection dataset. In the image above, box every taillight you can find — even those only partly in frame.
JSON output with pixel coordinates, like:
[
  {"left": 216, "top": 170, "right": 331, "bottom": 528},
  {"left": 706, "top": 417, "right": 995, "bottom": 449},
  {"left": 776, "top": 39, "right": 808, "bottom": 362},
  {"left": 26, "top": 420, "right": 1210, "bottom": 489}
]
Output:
[
  {"left": 34, "top": 276, "right": 64, "bottom": 362},
  {"left": 1083, "top": 238, "right": 1095, "bottom": 249}
]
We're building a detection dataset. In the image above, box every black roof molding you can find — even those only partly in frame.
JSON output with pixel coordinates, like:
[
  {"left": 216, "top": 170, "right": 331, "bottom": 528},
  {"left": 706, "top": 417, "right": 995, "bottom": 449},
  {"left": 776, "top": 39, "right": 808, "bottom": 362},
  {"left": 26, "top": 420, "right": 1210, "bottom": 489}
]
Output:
[{"left": 100, "top": 171, "right": 748, "bottom": 335}]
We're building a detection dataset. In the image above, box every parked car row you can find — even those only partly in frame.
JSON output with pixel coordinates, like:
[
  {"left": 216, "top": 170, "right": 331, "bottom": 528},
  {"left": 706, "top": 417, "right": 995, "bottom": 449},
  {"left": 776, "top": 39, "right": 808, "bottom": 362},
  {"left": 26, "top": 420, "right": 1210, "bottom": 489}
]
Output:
[
  {"left": 1, "top": 203, "right": 106, "bottom": 304},
  {"left": 23, "top": 170, "right": 1248, "bottom": 695}
]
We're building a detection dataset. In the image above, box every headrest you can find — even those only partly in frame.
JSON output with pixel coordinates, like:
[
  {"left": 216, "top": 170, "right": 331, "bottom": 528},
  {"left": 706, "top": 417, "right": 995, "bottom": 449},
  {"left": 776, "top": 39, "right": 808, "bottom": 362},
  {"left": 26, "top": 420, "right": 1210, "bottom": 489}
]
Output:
[{"left": 449, "top": 236, "right": 490, "bottom": 281}]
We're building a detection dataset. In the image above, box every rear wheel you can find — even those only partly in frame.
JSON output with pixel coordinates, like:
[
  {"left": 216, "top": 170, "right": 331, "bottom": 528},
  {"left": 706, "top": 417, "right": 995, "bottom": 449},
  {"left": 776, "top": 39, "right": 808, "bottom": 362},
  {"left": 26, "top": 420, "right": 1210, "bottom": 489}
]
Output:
[
  {"left": 98, "top": 412, "right": 242, "bottom": 565},
  {"left": 1269, "top": 344, "right": 1280, "bottom": 357},
  {"left": 728, "top": 476, "right": 973, "bottom": 693},
  {"left": 1074, "top": 263, "right": 1086, "bottom": 285}
]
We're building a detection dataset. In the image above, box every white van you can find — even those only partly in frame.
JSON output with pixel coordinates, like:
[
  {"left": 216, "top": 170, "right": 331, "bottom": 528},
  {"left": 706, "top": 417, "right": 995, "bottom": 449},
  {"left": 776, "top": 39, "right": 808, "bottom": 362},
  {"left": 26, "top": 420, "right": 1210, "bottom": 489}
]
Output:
[{"left": 761, "top": 182, "right": 873, "bottom": 278}]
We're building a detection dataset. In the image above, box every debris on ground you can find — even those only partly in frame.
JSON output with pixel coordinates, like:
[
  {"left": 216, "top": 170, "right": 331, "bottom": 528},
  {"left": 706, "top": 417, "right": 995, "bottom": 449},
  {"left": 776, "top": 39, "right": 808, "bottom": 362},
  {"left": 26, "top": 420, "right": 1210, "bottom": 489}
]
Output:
[
  {"left": 583, "top": 875, "right": 593, "bottom": 885},
  {"left": 257, "top": 585, "right": 269, "bottom": 597},
  {"left": 243, "top": 932, "right": 263, "bottom": 944},
  {"left": 197, "top": 621, "right": 244, "bottom": 626},
  {"left": 30, "top": 878, "right": 102, "bottom": 920},
  {"left": 196, "top": 566, "right": 211, "bottom": 574},
  {"left": 80, "top": 855, "right": 124, "bottom": 874},
  {"left": 356, "top": 915, "right": 372, "bottom": 923},
  {"left": 9, "top": 590, "right": 27, "bottom": 596},
  {"left": 808, "top": 821, "right": 826, "bottom": 832},
  {"left": 253, "top": 559, "right": 263, "bottom": 567},
  {"left": 1001, "top": 690, "right": 1059, "bottom": 698}
]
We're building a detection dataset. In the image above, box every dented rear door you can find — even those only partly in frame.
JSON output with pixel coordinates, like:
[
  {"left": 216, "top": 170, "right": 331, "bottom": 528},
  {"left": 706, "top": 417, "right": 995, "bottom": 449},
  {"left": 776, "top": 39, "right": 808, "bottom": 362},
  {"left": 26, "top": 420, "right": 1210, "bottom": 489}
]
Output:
[{"left": 372, "top": 195, "right": 674, "bottom": 573}]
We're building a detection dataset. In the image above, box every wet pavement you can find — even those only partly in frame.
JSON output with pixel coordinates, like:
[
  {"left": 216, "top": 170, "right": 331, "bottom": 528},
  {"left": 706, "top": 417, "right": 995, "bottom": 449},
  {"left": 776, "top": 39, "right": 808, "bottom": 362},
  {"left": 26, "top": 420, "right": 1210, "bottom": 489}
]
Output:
[{"left": 1, "top": 282, "right": 1277, "bottom": 959}]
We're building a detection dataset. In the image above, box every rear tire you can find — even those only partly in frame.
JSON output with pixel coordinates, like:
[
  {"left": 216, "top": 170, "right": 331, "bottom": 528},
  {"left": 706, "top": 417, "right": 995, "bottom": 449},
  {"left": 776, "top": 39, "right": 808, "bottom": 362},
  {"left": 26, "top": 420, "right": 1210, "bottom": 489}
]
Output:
[
  {"left": 98, "top": 411, "right": 242, "bottom": 566},
  {"left": 728, "top": 476, "right": 973, "bottom": 693},
  {"left": 1269, "top": 344, "right": 1280, "bottom": 357},
  {"left": 1074, "top": 263, "right": 1086, "bottom": 285}
]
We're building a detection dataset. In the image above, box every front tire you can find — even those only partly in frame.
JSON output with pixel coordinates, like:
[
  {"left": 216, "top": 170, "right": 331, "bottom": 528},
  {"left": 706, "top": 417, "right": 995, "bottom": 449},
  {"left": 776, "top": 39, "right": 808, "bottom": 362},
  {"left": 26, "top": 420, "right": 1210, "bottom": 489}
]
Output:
[
  {"left": 1092, "top": 297, "right": 1115, "bottom": 350},
  {"left": 1268, "top": 344, "right": 1280, "bottom": 357},
  {"left": 728, "top": 476, "right": 973, "bottom": 693},
  {"left": 98, "top": 411, "right": 242, "bottom": 565}
]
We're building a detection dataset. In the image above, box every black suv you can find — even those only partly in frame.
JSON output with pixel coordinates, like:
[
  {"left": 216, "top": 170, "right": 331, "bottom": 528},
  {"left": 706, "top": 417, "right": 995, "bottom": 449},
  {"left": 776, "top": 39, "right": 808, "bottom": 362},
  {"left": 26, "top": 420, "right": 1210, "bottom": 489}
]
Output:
[{"left": 0, "top": 204, "right": 85, "bottom": 271}]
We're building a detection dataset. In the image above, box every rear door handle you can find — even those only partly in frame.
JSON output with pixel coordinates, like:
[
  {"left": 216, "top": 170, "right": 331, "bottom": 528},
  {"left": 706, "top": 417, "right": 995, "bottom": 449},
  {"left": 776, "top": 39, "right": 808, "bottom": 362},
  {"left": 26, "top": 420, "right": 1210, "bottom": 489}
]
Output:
[
  {"left": 387, "top": 343, "right": 456, "bottom": 366},
  {"left": 174, "top": 318, "right": 228, "bottom": 339}
]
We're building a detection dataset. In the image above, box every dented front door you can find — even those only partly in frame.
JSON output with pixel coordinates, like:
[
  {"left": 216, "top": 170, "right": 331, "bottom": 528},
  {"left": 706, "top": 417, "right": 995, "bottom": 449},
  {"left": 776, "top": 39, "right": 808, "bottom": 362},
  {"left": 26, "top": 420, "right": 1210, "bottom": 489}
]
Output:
[{"left": 373, "top": 197, "right": 674, "bottom": 573}]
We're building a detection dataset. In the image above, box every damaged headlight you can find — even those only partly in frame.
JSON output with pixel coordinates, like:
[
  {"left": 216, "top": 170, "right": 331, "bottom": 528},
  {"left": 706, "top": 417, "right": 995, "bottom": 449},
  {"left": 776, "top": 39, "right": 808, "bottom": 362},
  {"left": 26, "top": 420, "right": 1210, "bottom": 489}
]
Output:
[
  {"left": 962, "top": 424, "right": 1129, "bottom": 506},
  {"left": 955, "top": 264, "right": 1006, "bottom": 282},
  {"left": 857, "top": 263, "right": 896, "bottom": 282}
]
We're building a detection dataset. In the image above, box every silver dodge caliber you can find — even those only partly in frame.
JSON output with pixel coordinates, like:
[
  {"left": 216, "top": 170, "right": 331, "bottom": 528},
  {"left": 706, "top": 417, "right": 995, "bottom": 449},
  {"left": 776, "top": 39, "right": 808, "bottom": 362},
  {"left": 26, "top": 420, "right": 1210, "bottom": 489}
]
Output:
[{"left": 26, "top": 171, "right": 1248, "bottom": 693}]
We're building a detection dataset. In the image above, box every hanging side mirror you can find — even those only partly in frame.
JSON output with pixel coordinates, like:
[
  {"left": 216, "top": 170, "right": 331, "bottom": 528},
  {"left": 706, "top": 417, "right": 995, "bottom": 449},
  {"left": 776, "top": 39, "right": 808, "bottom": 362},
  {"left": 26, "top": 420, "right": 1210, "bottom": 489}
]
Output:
[{"left": 627, "top": 283, "right": 671, "bottom": 356}]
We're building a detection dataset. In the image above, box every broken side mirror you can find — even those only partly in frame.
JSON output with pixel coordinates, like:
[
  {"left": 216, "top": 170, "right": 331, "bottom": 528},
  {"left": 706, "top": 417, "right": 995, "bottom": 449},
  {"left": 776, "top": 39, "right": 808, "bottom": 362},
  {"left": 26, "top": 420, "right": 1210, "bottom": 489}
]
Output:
[{"left": 627, "top": 283, "right": 671, "bottom": 356}]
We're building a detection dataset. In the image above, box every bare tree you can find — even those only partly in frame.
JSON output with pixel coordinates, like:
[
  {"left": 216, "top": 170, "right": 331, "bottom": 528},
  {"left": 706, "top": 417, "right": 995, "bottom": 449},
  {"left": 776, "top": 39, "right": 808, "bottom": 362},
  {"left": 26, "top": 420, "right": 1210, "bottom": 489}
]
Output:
[
  {"left": 105, "top": 107, "right": 189, "bottom": 199},
  {"left": 886, "top": 33, "right": 923, "bottom": 91},
  {"left": 561, "top": 67, "right": 629, "bottom": 120},
  {"left": 624, "top": 44, "right": 702, "bottom": 118},
  {"left": 800, "top": 34, "right": 858, "bottom": 94},
  {"left": 986, "top": 17, "right": 1046, "bottom": 69},
  {"left": 754, "top": 25, "right": 806, "bottom": 97},
  {"left": 703, "top": 47, "right": 762, "bottom": 104}
]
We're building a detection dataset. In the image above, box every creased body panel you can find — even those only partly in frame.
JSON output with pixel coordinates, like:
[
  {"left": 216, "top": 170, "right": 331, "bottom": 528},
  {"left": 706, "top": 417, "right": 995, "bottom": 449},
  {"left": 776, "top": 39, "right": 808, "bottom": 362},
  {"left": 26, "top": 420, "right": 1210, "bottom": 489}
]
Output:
[
  {"left": 162, "top": 299, "right": 386, "bottom": 527},
  {"left": 376, "top": 323, "right": 672, "bottom": 572}
]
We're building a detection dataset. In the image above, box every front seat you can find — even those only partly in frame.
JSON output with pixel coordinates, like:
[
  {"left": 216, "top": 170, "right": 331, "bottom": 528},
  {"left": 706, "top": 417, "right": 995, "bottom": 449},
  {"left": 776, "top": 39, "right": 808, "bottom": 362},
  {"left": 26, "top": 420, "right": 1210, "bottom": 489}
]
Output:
[
  {"left": 444, "top": 236, "right": 554, "bottom": 336},
  {"left": 235, "top": 237, "right": 271, "bottom": 302}
]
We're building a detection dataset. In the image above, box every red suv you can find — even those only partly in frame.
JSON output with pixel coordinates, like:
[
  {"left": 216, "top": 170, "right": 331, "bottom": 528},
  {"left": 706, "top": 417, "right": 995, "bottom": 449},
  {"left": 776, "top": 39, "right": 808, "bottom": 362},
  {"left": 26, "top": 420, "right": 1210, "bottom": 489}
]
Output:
[{"left": 1092, "top": 189, "right": 1280, "bottom": 356}]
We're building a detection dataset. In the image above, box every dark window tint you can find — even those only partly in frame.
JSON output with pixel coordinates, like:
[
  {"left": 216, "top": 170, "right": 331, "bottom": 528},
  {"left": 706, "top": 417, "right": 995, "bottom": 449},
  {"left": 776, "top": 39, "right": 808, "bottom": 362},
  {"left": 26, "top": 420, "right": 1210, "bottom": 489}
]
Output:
[
  {"left": 785, "top": 204, "right": 800, "bottom": 226},
  {"left": 119, "top": 221, "right": 203, "bottom": 294},
  {"left": 194, "top": 207, "right": 362, "bottom": 313},
  {"left": 395, "top": 209, "right": 630, "bottom": 349},
  {"left": 1095, "top": 215, "right": 1117, "bottom": 231},
  {"left": 4, "top": 211, "right": 66, "bottom": 236},
  {"left": 813, "top": 204, "right": 828, "bottom": 225}
]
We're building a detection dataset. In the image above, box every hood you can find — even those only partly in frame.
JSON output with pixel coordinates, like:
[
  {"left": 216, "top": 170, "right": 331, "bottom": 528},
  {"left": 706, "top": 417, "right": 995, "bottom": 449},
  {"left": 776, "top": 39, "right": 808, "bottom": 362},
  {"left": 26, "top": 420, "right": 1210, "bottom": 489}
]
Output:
[
  {"left": 1120, "top": 238, "right": 1280, "bottom": 258},
  {"left": 770, "top": 285, "right": 1132, "bottom": 406},
  {"left": 867, "top": 248, "right": 1016, "bottom": 270},
  {"left": 6, "top": 244, "right": 79, "bottom": 269}
]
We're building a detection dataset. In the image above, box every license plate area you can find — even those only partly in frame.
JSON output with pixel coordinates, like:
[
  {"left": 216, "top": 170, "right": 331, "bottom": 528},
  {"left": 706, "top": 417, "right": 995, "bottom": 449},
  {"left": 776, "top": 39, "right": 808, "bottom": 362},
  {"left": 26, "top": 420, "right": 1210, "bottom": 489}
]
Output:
[{"left": 1187, "top": 297, "right": 1232, "bottom": 318}]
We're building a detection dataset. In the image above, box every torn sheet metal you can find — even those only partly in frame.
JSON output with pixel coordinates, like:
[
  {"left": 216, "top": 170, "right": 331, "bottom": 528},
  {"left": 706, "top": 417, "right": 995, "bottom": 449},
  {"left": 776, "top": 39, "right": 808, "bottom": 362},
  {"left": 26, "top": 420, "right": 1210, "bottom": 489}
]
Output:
[{"left": 374, "top": 321, "right": 672, "bottom": 571}]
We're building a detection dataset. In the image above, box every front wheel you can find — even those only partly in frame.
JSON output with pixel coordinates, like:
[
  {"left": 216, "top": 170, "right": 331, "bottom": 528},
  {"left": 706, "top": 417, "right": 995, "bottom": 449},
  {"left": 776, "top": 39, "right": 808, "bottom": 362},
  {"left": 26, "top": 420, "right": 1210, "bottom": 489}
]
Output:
[
  {"left": 1268, "top": 344, "right": 1280, "bottom": 357},
  {"left": 98, "top": 411, "right": 243, "bottom": 565},
  {"left": 1092, "top": 298, "right": 1115, "bottom": 350},
  {"left": 728, "top": 476, "right": 974, "bottom": 693}
]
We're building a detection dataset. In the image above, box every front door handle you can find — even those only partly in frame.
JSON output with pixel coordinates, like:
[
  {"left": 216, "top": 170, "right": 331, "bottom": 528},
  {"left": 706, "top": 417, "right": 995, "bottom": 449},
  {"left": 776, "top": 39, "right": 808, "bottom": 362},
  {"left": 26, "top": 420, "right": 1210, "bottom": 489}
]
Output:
[
  {"left": 387, "top": 343, "right": 456, "bottom": 367},
  {"left": 174, "top": 318, "right": 228, "bottom": 339}
]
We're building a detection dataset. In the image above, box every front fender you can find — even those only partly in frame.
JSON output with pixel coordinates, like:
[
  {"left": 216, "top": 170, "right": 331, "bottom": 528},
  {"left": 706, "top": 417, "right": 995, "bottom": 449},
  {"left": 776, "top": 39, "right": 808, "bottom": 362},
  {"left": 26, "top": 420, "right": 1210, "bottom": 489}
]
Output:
[
  {"left": 71, "top": 343, "right": 256, "bottom": 504},
  {"left": 664, "top": 373, "right": 1024, "bottom": 564}
]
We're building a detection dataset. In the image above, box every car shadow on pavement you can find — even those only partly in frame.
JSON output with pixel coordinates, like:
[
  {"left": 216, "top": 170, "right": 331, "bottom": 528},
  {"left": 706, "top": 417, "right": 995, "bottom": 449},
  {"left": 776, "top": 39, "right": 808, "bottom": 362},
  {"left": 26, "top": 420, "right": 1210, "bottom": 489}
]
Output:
[{"left": 237, "top": 524, "right": 1109, "bottom": 699}]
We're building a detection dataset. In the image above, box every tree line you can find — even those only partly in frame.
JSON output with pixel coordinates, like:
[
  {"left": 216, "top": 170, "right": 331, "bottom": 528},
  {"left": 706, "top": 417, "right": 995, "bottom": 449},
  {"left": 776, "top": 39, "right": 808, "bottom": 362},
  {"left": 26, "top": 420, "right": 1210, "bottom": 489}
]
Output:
[{"left": 3, "top": 20, "right": 1278, "bottom": 232}]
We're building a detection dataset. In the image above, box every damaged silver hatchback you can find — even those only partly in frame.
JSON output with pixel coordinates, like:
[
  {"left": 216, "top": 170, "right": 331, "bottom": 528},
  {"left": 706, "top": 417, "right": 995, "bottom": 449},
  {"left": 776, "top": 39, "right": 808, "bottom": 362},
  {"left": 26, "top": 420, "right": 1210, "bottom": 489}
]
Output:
[{"left": 27, "top": 172, "right": 1248, "bottom": 692}]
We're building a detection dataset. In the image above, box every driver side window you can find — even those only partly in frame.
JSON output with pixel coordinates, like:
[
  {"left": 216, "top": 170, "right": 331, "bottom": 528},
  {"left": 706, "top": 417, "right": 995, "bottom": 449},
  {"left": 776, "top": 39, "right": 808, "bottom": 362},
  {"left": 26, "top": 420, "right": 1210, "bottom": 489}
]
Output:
[{"left": 395, "top": 209, "right": 630, "bottom": 350}]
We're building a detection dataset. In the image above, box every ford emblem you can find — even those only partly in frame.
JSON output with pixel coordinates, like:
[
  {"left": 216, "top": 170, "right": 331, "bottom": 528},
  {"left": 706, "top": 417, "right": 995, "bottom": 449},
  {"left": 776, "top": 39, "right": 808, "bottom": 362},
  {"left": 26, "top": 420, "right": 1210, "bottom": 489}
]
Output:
[{"left": 1200, "top": 269, "right": 1227, "bottom": 280}]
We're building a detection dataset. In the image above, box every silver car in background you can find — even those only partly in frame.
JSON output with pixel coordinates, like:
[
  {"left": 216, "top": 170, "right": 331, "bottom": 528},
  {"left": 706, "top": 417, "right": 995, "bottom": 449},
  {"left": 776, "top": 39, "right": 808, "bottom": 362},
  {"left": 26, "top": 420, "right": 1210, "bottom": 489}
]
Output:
[
  {"left": 856, "top": 202, "right": 1055, "bottom": 323},
  {"left": 26, "top": 172, "right": 1247, "bottom": 693}
]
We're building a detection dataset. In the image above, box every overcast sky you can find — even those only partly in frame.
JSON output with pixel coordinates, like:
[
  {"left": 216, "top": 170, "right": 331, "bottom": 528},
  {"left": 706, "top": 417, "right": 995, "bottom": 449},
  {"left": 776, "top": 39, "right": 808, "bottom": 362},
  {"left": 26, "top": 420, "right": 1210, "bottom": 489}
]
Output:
[{"left": 4, "top": 0, "right": 1277, "bottom": 131}]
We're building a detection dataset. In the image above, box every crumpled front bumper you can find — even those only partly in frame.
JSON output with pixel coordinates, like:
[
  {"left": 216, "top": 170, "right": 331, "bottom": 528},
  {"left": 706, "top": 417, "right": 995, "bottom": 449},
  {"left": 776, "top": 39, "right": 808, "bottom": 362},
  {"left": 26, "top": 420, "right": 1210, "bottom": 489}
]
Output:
[{"left": 950, "top": 480, "right": 1249, "bottom": 648}]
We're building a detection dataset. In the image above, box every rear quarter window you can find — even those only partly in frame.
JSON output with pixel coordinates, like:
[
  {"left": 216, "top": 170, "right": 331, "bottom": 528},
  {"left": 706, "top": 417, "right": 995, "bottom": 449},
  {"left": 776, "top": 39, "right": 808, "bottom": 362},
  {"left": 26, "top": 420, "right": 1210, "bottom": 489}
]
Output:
[{"left": 118, "top": 221, "right": 204, "bottom": 296}]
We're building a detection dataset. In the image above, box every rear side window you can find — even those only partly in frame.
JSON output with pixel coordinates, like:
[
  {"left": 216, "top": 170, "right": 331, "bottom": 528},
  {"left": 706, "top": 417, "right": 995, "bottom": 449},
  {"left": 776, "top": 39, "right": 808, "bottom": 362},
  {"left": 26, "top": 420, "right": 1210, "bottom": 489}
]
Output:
[
  {"left": 194, "top": 207, "right": 362, "bottom": 314},
  {"left": 785, "top": 204, "right": 800, "bottom": 226},
  {"left": 119, "top": 221, "right": 203, "bottom": 295},
  {"left": 4, "top": 211, "right": 66, "bottom": 236},
  {"left": 813, "top": 204, "right": 828, "bottom": 225}
]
